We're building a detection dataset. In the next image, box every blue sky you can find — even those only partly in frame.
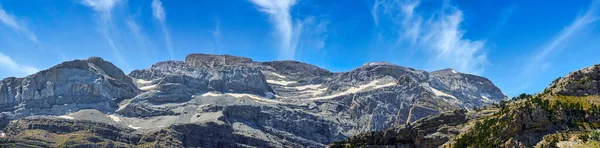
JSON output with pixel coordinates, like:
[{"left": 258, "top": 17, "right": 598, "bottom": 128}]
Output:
[{"left": 0, "top": 0, "right": 599, "bottom": 97}]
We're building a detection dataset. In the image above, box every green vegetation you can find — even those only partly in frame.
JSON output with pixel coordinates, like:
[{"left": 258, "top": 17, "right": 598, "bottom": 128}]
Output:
[
  {"left": 453, "top": 117, "right": 510, "bottom": 147},
  {"left": 511, "top": 93, "right": 533, "bottom": 101},
  {"left": 591, "top": 130, "right": 600, "bottom": 141},
  {"left": 552, "top": 77, "right": 562, "bottom": 85},
  {"left": 453, "top": 94, "right": 600, "bottom": 148}
]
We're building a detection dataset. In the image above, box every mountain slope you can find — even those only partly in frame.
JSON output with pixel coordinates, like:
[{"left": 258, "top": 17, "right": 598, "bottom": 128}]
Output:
[
  {"left": 0, "top": 54, "right": 506, "bottom": 147},
  {"left": 330, "top": 64, "right": 600, "bottom": 148},
  {"left": 0, "top": 57, "right": 139, "bottom": 117}
]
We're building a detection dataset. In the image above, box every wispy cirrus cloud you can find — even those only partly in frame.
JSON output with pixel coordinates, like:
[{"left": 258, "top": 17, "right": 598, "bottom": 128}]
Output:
[
  {"left": 209, "top": 21, "right": 222, "bottom": 53},
  {"left": 125, "top": 16, "right": 156, "bottom": 63},
  {"left": 249, "top": 0, "right": 328, "bottom": 60},
  {"left": 521, "top": 0, "right": 599, "bottom": 77},
  {"left": 0, "top": 52, "right": 38, "bottom": 77},
  {"left": 0, "top": 5, "right": 37, "bottom": 42},
  {"left": 295, "top": 17, "right": 328, "bottom": 57},
  {"left": 81, "top": 0, "right": 129, "bottom": 68},
  {"left": 82, "top": 0, "right": 119, "bottom": 15},
  {"left": 249, "top": 0, "right": 299, "bottom": 60},
  {"left": 372, "top": 0, "right": 488, "bottom": 74},
  {"left": 506, "top": 0, "right": 600, "bottom": 94},
  {"left": 152, "top": 0, "right": 174, "bottom": 59}
]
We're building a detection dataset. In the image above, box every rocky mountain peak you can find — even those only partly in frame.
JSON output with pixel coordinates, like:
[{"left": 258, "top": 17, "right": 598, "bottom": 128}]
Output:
[
  {"left": 548, "top": 64, "right": 600, "bottom": 96},
  {"left": 0, "top": 57, "right": 139, "bottom": 117},
  {"left": 431, "top": 68, "right": 460, "bottom": 76},
  {"left": 185, "top": 53, "right": 253, "bottom": 68},
  {"left": 41, "top": 57, "right": 136, "bottom": 88},
  {"left": 361, "top": 62, "right": 395, "bottom": 67}
]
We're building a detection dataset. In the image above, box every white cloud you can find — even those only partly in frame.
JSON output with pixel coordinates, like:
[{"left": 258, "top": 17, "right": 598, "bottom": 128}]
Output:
[
  {"left": 372, "top": 0, "right": 488, "bottom": 74},
  {"left": 521, "top": 0, "right": 599, "bottom": 76},
  {"left": 371, "top": 0, "right": 384, "bottom": 27},
  {"left": 209, "top": 21, "right": 222, "bottom": 52},
  {"left": 0, "top": 52, "right": 39, "bottom": 76},
  {"left": 0, "top": 5, "right": 37, "bottom": 42},
  {"left": 152, "top": 0, "right": 166, "bottom": 22},
  {"left": 296, "top": 17, "right": 328, "bottom": 53},
  {"left": 81, "top": 0, "right": 129, "bottom": 68},
  {"left": 424, "top": 8, "right": 487, "bottom": 74},
  {"left": 249, "top": 0, "right": 298, "bottom": 60},
  {"left": 82, "top": 0, "right": 120, "bottom": 16},
  {"left": 151, "top": 0, "right": 174, "bottom": 59},
  {"left": 125, "top": 16, "right": 155, "bottom": 59}
]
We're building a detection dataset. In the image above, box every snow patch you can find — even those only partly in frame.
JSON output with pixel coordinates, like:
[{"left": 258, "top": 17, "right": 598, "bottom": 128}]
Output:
[
  {"left": 291, "top": 84, "right": 322, "bottom": 90},
  {"left": 57, "top": 115, "right": 74, "bottom": 120},
  {"left": 140, "top": 85, "right": 157, "bottom": 91},
  {"left": 201, "top": 92, "right": 224, "bottom": 97},
  {"left": 136, "top": 79, "right": 153, "bottom": 85},
  {"left": 364, "top": 62, "right": 392, "bottom": 66},
  {"left": 451, "top": 70, "right": 457, "bottom": 73},
  {"left": 283, "top": 84, "right": 326, "bottom": 96},
  {"left": 108, "top": 115, "right": 121, "bottom": 123},
  {"left": 481, "top": 94, "right": 494, "bottom": 103},
  {"left": 1, "top": 132, "right": 5, "bottom": 137},
  {"left": 308, "top": 80, "right": 396, "bottom": 101},
  {"left": 481, "top": 96, "right": 490, "bottom": 101},
  {"left": 128, "top": 125, "right": 141, "bottom": 130},
  {"left": 200, "top": 92, "right": 284, "bottom": 104},
  {"left": 228, "top": 93, "right": 283, "bottom": 103},
  {"left": 117, "top": 99, "right": 131, "bottom": 112},
  {"left": 430, "top": 88, "right": 457, "bottom": 99},
  {"left": 266, "top": 79, "right": 297, "bottom": 86}
]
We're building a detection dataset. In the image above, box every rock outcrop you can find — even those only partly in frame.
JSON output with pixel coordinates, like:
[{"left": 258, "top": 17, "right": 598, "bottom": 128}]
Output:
[
  {"left": 548, "top": 64, "right": 600, "bottom": 96},
  {"left": 329, "top": 109, "right": 470, "bottom": 148}
]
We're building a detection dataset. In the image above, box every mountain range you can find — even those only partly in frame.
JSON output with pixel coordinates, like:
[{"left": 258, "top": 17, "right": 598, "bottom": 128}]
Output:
[
  {"left": 330, "top": 64, "right": 600, "bottom": 148},
  {"left": 0, "top": 53, "right": 508, "bottom": 147}
]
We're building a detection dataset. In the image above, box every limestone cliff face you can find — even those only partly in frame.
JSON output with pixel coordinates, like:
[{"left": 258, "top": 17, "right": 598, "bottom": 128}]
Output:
[
  {"left": 0, "top": 57, "right": 138, "bottom": 117},
  {"left": 184, "top": 53, "right": 253, "bottom": 68},
  {"left": 122, "top": 55, "right": 275, "bottom": 117},
  {"left": 0, "top": 54, "right": 507, "bottom": 147},
  {"left": 430, "top": 68, "right": 507, "bottom": 109}
]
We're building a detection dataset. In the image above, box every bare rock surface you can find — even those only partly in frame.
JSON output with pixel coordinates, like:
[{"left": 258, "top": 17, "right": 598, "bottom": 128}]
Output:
[{"left": 0, "top": 54, "right": 506, "bottom": 147}]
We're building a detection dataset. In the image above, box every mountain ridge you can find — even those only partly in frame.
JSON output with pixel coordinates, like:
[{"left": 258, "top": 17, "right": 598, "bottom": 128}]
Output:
[
  {"left": 330, "top": 64, "right": 600, "bottom": 148},
  {"left": 0, "top": 53, "right": 506, "bottom": 147}
]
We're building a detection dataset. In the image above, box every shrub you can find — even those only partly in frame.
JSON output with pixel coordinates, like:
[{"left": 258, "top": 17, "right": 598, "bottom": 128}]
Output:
[
  {"left": 591, "top": 130, "right": 600, "bottom": 141},
  {"left": 580, "top": 133, "right": 589, "bottom": 142}
]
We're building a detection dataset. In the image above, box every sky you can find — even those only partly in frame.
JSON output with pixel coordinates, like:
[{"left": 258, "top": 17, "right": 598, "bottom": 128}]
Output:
[{"left": 0, "top": 0, "right": 599, "bottom": 97}]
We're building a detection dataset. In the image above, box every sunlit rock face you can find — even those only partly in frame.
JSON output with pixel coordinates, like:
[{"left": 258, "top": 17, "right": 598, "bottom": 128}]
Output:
[
  {"left": 548, "top": 64, "right": 600, "bottom": 96},
  {"left": 0, "top": 57, "right": 139, "bottom": 117},
  {"left": 0, "top": 54, "right": 506, "bottom": 147}
]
